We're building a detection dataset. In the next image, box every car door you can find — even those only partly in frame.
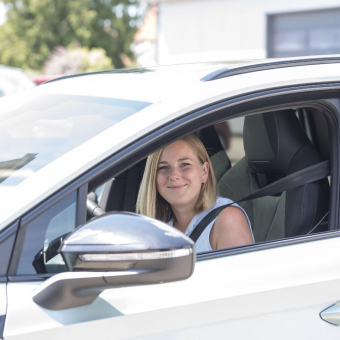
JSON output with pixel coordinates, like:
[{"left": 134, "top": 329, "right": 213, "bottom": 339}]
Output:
[
  {"left": 4, "top": 91, "right": 340, "bottom": 339},
  {"left": 4, "top": 175, "right": 340, "bottom": 339},
  {"left": 4, "top": 224, "right": 340, "bottom": 339}
]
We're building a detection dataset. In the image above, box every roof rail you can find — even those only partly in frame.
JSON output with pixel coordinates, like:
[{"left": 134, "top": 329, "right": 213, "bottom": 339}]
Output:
[
  {"left": 201, "top": 56, "right": 340, "bottom": 81},
  {"left": 41, "top": 67, "right": 153, "bottom": 85}
]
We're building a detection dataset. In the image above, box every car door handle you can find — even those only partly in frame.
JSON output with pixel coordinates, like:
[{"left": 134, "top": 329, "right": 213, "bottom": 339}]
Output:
[{"left": 320, "top": 302, "right": 340, "bottom": 325}]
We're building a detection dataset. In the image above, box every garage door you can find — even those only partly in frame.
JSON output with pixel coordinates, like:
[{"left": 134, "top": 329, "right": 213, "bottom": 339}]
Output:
[{"left": 267, "top": 8, "right": 340, "bottom": 58}]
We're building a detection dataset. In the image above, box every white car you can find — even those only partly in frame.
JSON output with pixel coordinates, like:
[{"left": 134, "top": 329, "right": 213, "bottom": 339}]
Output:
[
  {"left": 1, "top": 56, "right": 340, "bottom": 339},
  {"left": 0, "top": 64, "right": 35, "bottom": 97}
]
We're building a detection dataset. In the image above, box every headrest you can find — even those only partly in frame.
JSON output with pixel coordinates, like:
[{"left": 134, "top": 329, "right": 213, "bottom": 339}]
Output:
[
  {"left": 196, "top": 125, "right": 225, "bottom": 157},
  {"left": 243, "top": 110, "right": 312, "bottom": 175}
]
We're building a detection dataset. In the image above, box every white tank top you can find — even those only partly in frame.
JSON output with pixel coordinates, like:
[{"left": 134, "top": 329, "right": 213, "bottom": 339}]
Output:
[{"left": 167, "top": 196, "right": 253, "bottom": 253}]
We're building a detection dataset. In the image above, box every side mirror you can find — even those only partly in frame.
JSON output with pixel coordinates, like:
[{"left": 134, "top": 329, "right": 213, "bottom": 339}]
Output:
[{"left": 33, "top": 212, "right": 195, "bottom": 310}]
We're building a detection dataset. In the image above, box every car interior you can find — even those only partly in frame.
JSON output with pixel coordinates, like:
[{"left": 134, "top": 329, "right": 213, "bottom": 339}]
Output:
[{"left": 87, "top": 106, "right": 332, "bottom": 247}]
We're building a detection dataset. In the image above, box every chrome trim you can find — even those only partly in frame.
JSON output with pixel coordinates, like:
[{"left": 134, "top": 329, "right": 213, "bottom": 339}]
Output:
[{"left": 79, "top": 249, "right": 192, "bottom": 262}]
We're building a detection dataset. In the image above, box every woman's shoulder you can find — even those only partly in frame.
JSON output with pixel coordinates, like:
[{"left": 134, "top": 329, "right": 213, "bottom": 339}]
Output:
[{"left": 214, "top": 197, "right": 245, "bottom": 226}]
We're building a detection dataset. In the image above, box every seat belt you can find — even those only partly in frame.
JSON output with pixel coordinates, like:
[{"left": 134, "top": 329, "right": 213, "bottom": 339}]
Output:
[{"left": 189, "top": 160, "right": 330, "bottom": 242}]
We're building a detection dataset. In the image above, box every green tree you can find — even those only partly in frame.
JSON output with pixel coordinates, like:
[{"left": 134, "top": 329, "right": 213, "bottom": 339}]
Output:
[{"left": 0, "top": 0, "right": 140, "bottom": 71}]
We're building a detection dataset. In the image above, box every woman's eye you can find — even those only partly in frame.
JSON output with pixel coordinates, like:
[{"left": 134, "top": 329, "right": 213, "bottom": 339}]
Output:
[
  {"left": 181, "top": 163, "right": 190, "bottom": 167},
  {"left": 158, "top": 166, "right": 169, "bottom": 171}
]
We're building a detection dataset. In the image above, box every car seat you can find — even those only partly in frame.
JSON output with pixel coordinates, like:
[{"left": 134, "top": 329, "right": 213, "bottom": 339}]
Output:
[
  {"left": 218, "top": 110, "right": 330, "bottom": 242},
  {"left": 196, "top": 125, "right": 231, "bottom": 182}
]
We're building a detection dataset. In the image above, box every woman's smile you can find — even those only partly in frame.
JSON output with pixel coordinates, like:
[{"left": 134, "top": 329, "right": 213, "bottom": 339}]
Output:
[{"left": 168, "top": 184, "right": 187, "bottom": 189}]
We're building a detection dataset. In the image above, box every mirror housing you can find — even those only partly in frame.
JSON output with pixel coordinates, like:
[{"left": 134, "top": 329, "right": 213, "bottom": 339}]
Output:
[{"left": 33, "top": 212, "right": 195, "bottom": 310}]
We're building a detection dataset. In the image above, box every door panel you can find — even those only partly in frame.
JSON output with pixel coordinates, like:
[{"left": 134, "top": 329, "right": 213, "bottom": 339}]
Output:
[
  {"left": 5, "top": 236, "right": 340, "bottom": 339},
  {"left": 0, "top": 284, "right": 6, "bottom": 316}
]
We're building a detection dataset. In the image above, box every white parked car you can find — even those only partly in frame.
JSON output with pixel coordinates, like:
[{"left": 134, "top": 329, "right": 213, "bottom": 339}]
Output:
[
  {"left": 0, "top": 64, "right": 35, "bottom": 97},
  {"left": 1, "top": 56, "right": 340, "bottom": 339}
]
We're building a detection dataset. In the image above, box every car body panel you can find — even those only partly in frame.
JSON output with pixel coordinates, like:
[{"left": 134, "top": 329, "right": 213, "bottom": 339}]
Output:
[
  {"left": 0, "top": 284, "right": 6, "bottom": 316},
  {"left": 5, "top": 235, "right": 340, "bottom": 339}
]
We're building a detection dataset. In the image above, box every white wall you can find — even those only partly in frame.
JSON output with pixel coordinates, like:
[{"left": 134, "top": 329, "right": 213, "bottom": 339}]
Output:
[{"left": 156, "top": 0, "right": 340, "bottom": 64}]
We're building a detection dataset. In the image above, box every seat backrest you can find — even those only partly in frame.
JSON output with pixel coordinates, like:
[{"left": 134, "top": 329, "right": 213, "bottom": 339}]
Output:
[
  {"left": 196, "top": 125, "right": 231, "bottom": 181},
  {"left": 219, "top": 110, "right": 330, "bottom": 242}
]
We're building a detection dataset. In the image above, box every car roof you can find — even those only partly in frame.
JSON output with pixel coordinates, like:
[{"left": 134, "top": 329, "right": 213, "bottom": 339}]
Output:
[
  {"left": 1, "top": 56, "right": 340, "bottom": 230},
  {"left": 44, "top": 55, "right": 340, "bottom": 84},
  {"left": 36, "top": 55, "right": 340, "bottom": 109}
]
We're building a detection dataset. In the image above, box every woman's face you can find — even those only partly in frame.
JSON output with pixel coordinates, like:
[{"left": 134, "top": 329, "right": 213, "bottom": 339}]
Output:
[{"left": 156, "top": 140, "right": 209, "bottom": 211}]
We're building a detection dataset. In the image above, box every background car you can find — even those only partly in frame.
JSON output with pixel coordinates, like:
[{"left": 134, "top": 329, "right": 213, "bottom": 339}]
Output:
[
  {"left": 31, "top": 74, "right": 62, "bottom": 85},
  {"left": 1, "top": 56, "right": 340, "bottom": 339},
  {"left": 0, "top": 64, "right": 35, "bottom": 97}
]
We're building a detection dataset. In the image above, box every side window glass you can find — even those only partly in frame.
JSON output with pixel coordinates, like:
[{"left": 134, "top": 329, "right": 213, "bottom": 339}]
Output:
[
  {"left": 0, "top": 223, "right": 18, "bottom": 277},
  {"left": 13, "top": 191, "right": 77, "bottom": 276}
]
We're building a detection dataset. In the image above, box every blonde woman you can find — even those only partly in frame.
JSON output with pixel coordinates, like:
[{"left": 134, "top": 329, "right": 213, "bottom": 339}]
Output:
[{"left": 137, "top": 134, "right": 254, "bottom": 252}]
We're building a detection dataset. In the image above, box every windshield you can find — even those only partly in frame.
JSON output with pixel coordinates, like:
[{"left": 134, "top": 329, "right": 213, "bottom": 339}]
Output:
[{"left": 0, "top": 93, "right": 151, "bottom": 189}]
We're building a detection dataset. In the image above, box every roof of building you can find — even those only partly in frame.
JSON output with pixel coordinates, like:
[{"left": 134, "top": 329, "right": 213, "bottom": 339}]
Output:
[{"left": 134, "top": 5, "right": 157, "bottom": 42}]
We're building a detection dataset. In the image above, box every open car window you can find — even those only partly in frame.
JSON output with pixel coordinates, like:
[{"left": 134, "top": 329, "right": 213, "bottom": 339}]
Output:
[{"left": 87, "top": 107, "right": 332, "bottom": 252}]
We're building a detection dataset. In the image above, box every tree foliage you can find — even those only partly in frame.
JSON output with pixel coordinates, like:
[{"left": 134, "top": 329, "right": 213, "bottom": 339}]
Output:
[{"left": 0, "top": 0, "right": 140, "bottom": 71}]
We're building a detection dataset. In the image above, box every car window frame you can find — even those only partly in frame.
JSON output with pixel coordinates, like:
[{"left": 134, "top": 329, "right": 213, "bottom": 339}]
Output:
[
  {"left": 0, "top": 221, "right": 18, "bottom": 280},
  {"left": 7, "top": 83, "right": 340, "bottom": 281}
]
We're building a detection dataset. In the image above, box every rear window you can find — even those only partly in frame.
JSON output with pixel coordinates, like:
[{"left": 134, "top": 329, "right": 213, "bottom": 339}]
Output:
[{"left": 0, "top": 93, "right": 151, "bottom": 189}]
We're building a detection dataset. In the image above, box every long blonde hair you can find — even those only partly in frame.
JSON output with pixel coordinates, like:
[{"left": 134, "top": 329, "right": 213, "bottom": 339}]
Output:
[{"left": 136, "top": 134, "right": 217, "bottom": 222}]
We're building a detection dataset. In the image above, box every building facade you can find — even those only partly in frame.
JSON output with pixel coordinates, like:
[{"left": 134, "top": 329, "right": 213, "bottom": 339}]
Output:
[{"left": 155, "top": 0, "right": 340, "bottom": 64}]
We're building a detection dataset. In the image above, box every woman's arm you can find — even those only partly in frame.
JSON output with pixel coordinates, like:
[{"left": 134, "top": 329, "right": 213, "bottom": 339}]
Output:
[{"left": 209, "top": 206, "right": 253, "bottom": 250}]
